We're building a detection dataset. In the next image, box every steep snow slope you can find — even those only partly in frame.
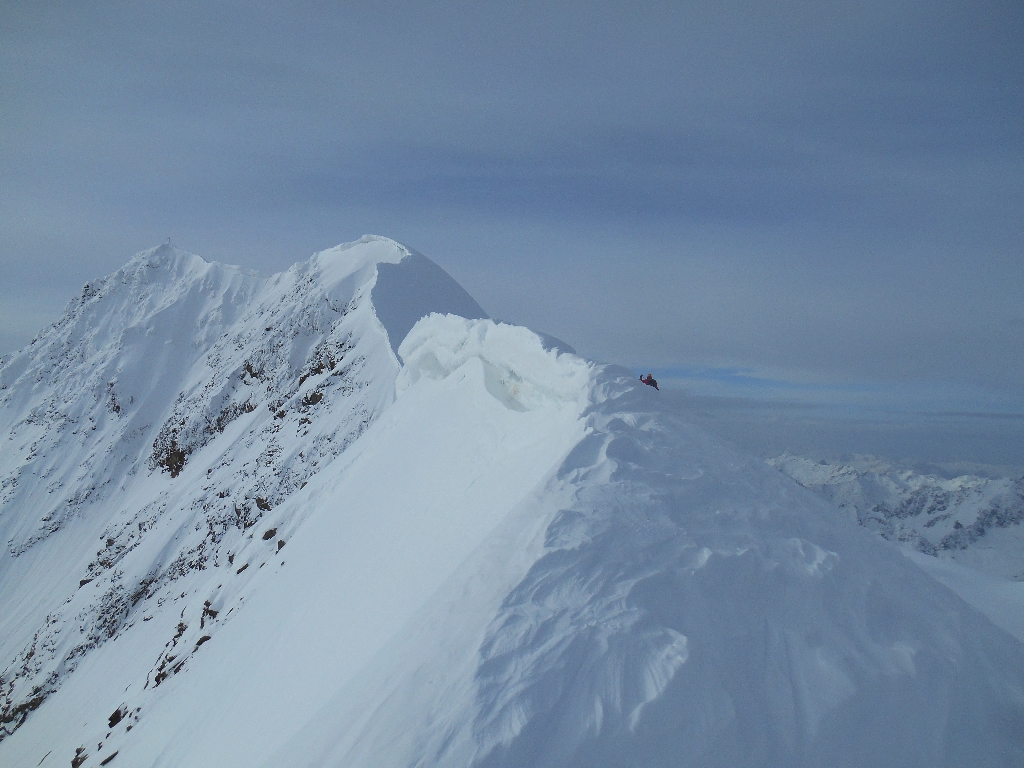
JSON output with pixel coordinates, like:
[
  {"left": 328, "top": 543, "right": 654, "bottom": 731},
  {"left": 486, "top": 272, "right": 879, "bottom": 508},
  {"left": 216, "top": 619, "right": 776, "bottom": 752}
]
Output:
[
  {"left": 2, "top": 242, "right": 1024, "bottom": 768},
  {"left": 769, "top": 454, "right": 1024, "bottom": 579},
  {"left": 0, "top": 236, "right": 482, "bottom": 748}
]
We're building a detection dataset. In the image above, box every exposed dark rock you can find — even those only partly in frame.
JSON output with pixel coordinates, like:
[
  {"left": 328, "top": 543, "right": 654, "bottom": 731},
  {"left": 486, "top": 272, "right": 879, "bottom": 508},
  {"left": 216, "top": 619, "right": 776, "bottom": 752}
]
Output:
[
  {"left": 262, "top": 528, "right": 277, "bottom": 541},
  {"left": 150, "top": 622, "right": 189, "bottom": 688},
  {"left": 0, "top": 688, "right": 49, "bottom": 738},
  {"left": 153, "top": 438, "right": 188, "bottom": 478},
  {"left": 243, "top": 360, "right": 263, "bottom": 380}
]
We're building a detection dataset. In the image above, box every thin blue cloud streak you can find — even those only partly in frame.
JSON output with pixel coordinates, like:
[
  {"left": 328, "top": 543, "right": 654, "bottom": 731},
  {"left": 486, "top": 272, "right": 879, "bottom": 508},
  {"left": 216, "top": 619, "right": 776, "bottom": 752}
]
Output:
[{"left": 645, "top": 366, "right": 1024, "bottom": 417}]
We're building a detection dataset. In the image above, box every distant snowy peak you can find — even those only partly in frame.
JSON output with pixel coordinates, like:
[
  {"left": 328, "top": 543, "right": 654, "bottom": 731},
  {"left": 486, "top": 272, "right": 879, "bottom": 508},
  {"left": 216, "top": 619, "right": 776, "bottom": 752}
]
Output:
[
  {"left": 124, "top": 242, "right": 211, "bottom": 271},
  {"left": 769, "top": 453, "right": 1024, "bottom": 579}
]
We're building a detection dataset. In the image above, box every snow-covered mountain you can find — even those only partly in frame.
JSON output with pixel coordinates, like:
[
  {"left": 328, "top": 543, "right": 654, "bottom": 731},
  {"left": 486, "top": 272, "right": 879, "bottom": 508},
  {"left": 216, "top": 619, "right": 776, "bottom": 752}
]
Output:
[
  {"left": 2, "top": 238, "right": 1023, "bottom": 767},
  {"left": 769, "top": 454, "right": 1024, "bottom": 580},
  {"left": 0, "top": 237, "right": 484, "bottom": 751}
]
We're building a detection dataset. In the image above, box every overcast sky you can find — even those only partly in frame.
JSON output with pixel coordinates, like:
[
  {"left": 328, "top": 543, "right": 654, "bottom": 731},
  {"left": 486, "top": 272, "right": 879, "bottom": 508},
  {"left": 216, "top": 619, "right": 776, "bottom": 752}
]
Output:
[{"left": 3, "top": 1, "right": 1022, "bottom": 412}]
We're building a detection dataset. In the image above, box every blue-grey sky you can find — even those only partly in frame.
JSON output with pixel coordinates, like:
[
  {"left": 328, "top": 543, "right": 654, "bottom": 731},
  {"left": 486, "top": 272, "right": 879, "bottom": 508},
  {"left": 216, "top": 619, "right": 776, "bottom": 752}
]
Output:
[{"left": 3, "top": 1, "right": 1022, "bottom": 413}]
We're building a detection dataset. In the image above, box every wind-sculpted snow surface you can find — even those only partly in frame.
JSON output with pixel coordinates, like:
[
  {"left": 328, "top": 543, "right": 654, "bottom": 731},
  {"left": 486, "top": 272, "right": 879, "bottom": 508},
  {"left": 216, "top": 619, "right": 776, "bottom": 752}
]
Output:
[
  {"left": 266, "top": 366, "right": 1024, "bottom": 768},
  {"left": 2, "top": 238, "right": 1024, "bottom": 768}
]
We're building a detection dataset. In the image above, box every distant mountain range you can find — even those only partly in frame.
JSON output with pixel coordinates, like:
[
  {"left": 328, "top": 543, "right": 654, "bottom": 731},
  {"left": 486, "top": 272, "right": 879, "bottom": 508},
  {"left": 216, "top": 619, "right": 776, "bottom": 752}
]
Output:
[{"left": 769, "top": 454, "right": 1024, "bottom": 580}]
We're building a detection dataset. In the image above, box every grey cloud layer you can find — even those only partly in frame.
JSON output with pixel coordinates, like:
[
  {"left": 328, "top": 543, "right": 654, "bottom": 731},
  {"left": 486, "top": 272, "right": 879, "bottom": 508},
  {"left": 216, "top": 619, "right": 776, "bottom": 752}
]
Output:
[{"left": 2, "top": 1, "right": 1021, "bottom": 403}]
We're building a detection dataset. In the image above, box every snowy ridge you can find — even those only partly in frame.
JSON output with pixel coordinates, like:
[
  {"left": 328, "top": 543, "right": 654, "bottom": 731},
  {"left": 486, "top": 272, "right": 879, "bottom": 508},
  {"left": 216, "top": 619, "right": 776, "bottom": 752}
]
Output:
[
  {"left": 1, "top": 240, "right": 1024, "bottom": 767},
  {"left": 266, "top": 365, "right": 1024, "bottom": 768},
  {"left": 769, "top": 454, "right": 1024, "bottom": 579}
]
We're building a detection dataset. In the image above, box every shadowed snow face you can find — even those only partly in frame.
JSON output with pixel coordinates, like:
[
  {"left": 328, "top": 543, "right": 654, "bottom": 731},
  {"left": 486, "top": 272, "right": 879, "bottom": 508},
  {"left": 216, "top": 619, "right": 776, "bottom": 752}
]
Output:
[{"left": 373, "top": 250, "right": 488, "bottom": 356}]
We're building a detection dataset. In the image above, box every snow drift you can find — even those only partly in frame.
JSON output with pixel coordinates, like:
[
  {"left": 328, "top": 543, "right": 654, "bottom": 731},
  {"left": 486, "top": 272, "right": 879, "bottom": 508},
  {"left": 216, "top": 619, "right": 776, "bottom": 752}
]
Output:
[
  {"left": 396, "top": 315, "right": 592, "bottom": 411},
  {"left": 1, "top": 237, "right": 1023, "bottom": 768}
]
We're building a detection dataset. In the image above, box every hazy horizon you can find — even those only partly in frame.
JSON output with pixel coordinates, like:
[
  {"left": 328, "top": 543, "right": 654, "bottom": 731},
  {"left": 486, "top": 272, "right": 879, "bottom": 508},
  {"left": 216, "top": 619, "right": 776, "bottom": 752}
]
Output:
[{"left": 653, "top": 388, "right": 1024, "bottom": 476}]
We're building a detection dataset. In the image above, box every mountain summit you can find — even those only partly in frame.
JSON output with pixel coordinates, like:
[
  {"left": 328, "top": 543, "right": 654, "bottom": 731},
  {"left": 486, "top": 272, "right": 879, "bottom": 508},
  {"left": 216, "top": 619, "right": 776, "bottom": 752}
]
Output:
[{"left": 1, "top": 238, "right": 1023, "bottom": 767}]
